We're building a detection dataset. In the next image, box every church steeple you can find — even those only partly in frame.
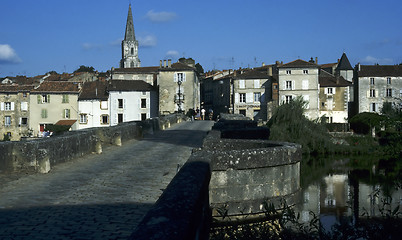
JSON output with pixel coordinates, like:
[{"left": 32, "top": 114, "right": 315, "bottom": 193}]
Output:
[
  {"left": 120, "top": 4, "right": 141, "bottom": 68},
  {"left": 124, "top": 4, "right": 136, "bottom": 41}
]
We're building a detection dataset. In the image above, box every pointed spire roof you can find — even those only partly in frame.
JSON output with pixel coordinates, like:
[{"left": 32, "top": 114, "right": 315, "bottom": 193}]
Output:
[
  {"left": 124, "top": 4, "right": 136, "bottom": 41},
  {"left": 336, "top": 53, "right": 353, "bottom": 70}
]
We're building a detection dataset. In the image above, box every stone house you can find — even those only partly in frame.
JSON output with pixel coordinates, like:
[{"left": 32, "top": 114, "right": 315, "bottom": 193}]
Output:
[
  {"left": 107, "top": 80, "right": 158, "bottom": 126},
  {"left": 232, "top": 69, "right": 272, "bottom": 121},
  {"left": 29, "top": 81, "right": 81, "bottom": 137},
  {"left": 278, "top": 59, "right": 320, "bottom": 120},
  {"left": 0, "top": 85, "right": 34, "bottom": 140},
  {"left": 354, "top": 64, "right": 402, "bottom": 114},
  {"left": 77, "top": 81, "right": 110, "bottom": 129},
  {"left": 319, "top": 70, "right": 352, "bottom": 123}
]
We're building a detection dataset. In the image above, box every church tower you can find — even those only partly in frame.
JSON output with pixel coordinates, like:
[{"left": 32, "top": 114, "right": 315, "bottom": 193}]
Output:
[{"left": 120, "top": 4, "right": 141, "bottom": 68}]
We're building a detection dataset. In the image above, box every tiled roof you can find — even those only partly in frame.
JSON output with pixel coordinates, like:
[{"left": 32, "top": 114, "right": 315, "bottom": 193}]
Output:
[
  {"left": 0, "top": 84, "right": 35, "bottom": 93},
  {"left": 78, "top": 81, "right": 108, "bottom": 100},
  {"left": 32, "top": 81, "right": 81, "bottom": 93},
  {"left": 55, "top": 120, "right": 77, "bottom": 126},
  {"left": 159, "top": 62, "right": 196, "bottom": 71},
  {"left": 234, "top": 69, "right": 271, "bottom": 79},
  {"left": 320, "top": 63, "right": 337, "bottom": 69},
  {"left": 107, "top": 80, "right": 156, "bottom": 92},
  {"left": 336, "top": 53, "right": 353, "bottom": 71},
  {"left": 319, "top": 70, "right": 352, "bottom": 87},
  {"left": 358, "top": 65, "right": 402, "bottom": 77},
  {"left": 280, "top": 59, "right": 319, "bottom": 68},
  {"left": 113, "top": 66, "right": 160, "bottom": 74}
]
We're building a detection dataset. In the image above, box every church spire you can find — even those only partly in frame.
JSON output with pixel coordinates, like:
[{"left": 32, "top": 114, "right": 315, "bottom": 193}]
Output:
[
  {"left": 124, "top": 4, "right": 136, "bottom": 41},
  {"left": 120, "top": 4, "right": 140, "bottom": 68}
]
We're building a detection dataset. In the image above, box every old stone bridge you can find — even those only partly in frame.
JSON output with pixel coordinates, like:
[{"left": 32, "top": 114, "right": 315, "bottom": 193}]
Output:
[{"left": 0, "top": 120, "right": 214, "bottom": 240}]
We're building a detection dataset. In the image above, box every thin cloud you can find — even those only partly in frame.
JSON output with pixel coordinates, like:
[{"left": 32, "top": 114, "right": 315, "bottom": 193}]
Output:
[
  {"left": 82, "top": 43, "right": 103, "bottom": 51},
  {"left": 0, "top": 44, "right": 21, "bottom": 64},
  {"left": 110, "top": 38, "right": 123, "bottom": 47},
  {"left": 146, "top": 10, "right": 177, "bottom": 23},
  {"left": 138, "top": 35, "right": 157, "bottom": 48},
  {"left": 361, "top": 56, "right": 393, "bottom": 65},
  {"left": 166, "top": 50, "right": 179, "bottom": 58}
]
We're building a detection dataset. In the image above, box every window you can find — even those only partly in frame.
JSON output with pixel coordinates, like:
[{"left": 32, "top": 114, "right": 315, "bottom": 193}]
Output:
[
  {"left": 239, "top": 109, "right": 246, "bottom": 116},
  {"left": 286, "top": 70, "right": 291, "bottom": 74},
  {"left": 253, "top": 110, "right": 260, "bottom": 120},
  {"left": 21, "top": 102, "right": 28, "bottom": 111},
  {"left": 141, "top": 99, "right": 147, "bottom": 108},
  {"left": 80, "top": 114, "right": 87, "bottom": 124},
  {"left": 141, "top": 113, "right": 147, "bottom": 121},
  {"left": 118, "top": 113, "right": 123, "bottom": 123},
  {"left": 62, "top": 95, "right": 69, "bottom": 103},
  {"left": 370, "top": 89, "right": 376, "bottom": 98},
  {"left": 370, "top": 78, "right": 375, "bottom": 85},
  {"left": 41, "top": 109, "right": 48, "bottom": 118},
  {"left": 285, "top": 95, "right": 293, "bottom": 104},
  {"left": 254, "top": 92, "right": 261, "bottom": 102},
  {"left": 22, "top": 92, "right": 27, "bottom": 98},
  {"left": 101, "top": 115, "right": 109, "bottom": 124},
  {"left": 20, "top": 118, "right": 28, "bottom": 126},
  {"left": 285, "top": 81, "right": 292, "bottom": 90},
  {"left": 5, "top": 116, "right": 11, "bottom": 126},
  {"left": 4, "top": 102, "right": 12, "bottom": 111},
  {"left": 100, "top": 101, "right": 108, "bottom": 110},
  {"left": 41, "top": 94, "right": 50, "bottom": 103},
  {"left": 239, "top": 80, "right": 245, "bottom": 89},
  {"left": 386, "top": 88, "right": 392, "bottom": 97},
  {"left": 131, "top": 48, "right": 134, "bottom": 55},
  {"left": 130, "top": 61, "right": 134, "bottom": 68},
  {"left": 303, "top": 70, "right": 308, "bottom": 74},
  {"left": 118, "top": 99, "right": 123, "bottom": 109},
  {"left": 370, "top": 103, "right": 377, "bottom": 112},
  {"left": 387, "top": 77, "right": 391, "bottom": 84},
  {"left": 254, "top": 79, "right": 260, "bottom": 88},
  {"left": 327, "top": 88, "right": 333, "bottom": 94},
  {"left": 239, "top": 93, "right": 246, "bottom": 103},
  {"left": 174, "top": 73, "right": 186, "bottom": 83},
  {"left": 64, "top": 109, "right": 70, "bottom": 119},
  {"left": 302, "top": 80, "right": 308, "bottom": 90}
]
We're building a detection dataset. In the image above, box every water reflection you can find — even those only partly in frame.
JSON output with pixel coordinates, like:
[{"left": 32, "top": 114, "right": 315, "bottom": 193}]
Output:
[{"left": 296, "top": 157, "right": 402, "bottom": 230}]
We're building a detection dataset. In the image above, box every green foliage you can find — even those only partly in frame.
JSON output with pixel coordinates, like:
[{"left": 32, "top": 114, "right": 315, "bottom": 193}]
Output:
[
  {"left": 74, "top": 65, "right": 95, "bottom": 73},
  {"left": 349, "top": 112, "right": 386, "bottom": 135},
  {"left": 2, "top": 134, "right": 10, "bottom": 141},
  {"left": 267, "top": 97, "right": 335, "bottom": 155},
  {"left": 195, "top": 63, "right": 204, "bottom": 73},
  {"left": 44, "top": 125, "right": 70, "bottom": 135}
]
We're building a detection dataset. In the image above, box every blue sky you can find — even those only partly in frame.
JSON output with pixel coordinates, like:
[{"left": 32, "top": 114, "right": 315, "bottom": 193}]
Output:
[{"left": 1, "top": 0, "right": 401, "bottom": 77}]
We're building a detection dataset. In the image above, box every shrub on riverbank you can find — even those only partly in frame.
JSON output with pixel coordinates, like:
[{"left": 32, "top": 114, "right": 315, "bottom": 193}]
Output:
[{"left": 267, "top": 97, "right": 336, "bottom": 155}]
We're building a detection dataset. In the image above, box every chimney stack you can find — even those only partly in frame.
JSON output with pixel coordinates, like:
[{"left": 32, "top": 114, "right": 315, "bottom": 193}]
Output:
[
  {"left": 315, "top": 57, "right": 318, "bottom": 64},
  {"left": 163, "top": 60, "right": 167, "bottom": 68},
  {"left": 168, "top": 59, "right": 172, "bottom": 68},
  {"left": 160, "top": 60, "right": 162, "bottom": 68},
  {"left": 268, "top": 66, "right": 272, "bottom": 76}
]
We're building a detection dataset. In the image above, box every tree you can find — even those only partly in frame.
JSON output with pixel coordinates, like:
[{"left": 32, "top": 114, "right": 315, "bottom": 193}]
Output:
[
  {"left": 74, "top": 65, "right": 95, "bottom": 73},
  {"left": 195, "top": 63, "right": 204, "bottom": 74}
]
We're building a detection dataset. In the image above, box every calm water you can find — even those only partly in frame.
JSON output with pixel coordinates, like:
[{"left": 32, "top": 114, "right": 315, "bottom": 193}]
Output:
[{"left": 296, "top": 156, "right": 402, "bottom": 230}]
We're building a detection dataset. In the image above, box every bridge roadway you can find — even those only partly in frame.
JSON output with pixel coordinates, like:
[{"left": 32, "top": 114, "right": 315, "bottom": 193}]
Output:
[{"left": 0, "top": 120, "right": 214, "bottom": 240}]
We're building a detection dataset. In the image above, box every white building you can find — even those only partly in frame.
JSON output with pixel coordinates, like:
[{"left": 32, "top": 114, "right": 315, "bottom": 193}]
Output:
[
  {"left": 77, "top": 81, "right": 110, "bottom": 129},
  {"left": 108, "top": 80, "right": 158, "bottom": 126}
]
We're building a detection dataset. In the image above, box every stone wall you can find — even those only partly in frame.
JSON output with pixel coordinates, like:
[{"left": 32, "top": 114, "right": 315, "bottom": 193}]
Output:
[{"left": 0, "top": 114, "right": 186, "bottom": 174}]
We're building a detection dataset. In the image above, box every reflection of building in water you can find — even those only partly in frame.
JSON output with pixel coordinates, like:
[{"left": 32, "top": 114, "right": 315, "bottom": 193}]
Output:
[{"left": 298, "top": 173, "right": 402, "bottom": 224}]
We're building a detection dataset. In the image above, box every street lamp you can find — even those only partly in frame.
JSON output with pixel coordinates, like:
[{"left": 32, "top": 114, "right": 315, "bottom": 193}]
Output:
[{"left": 175, "top": 77, "right": 184, "bottom": 113}]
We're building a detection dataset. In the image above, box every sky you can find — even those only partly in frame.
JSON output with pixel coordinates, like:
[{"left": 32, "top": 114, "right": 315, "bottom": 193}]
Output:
[{"left": 1, "top": 0, "right": 401, "bottom": 77}]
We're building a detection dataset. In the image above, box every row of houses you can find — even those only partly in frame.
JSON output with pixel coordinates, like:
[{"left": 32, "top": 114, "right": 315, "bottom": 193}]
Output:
[
  {"left": 0, "top": 58, "right": 202, "bottom": 141},
  {"left": 202, "top": 53, "right": 401, "bottom": 123}
]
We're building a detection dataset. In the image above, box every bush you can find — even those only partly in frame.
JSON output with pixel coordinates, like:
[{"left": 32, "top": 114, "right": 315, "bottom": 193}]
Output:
[
  {"left": 349, "top": 112, "right": 385, "bottom": 135},
  {"left": 267, "top": 97, "right": 335, "bottom": 155}
]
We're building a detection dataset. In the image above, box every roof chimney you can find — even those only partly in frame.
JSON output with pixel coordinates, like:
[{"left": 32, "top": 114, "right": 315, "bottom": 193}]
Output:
[
  {"left": 168, "top": 59, "right": 172, "bottom": 68},
  {"left": 160, "top": 60, "right": 162, "bottom": 68},
  {"left": 268, "top": 66, "right": 272, "bottom": 76},
  {"left": 262, "top": 62, "right": 265, "bottom": 66},
  {"left": 163, "top": 60, "right": 167, "bottom": 68},
  {"left": 315, "top": 57, "right": 318, "bottom": 64}
]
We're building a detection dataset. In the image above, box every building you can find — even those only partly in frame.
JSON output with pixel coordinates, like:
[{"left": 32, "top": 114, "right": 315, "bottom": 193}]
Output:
[
  {"left": 232, "top": 69, "right": 272, "bottom": 121},
  {"left": 120, "top": 4, "right": 140, "bottom": 68},
  {"left": 0, "top": 85, "right": 34, "bottom": 140},
  {"left": 107, "top": 80, "right": 158, "bottom": 126},
  {"left": 77, "top": 81, "right": 110, "bottom": 129},
  {"left": 354, "top": 64, "right": 402, "bottom": 114},
  {"left": 278, "top": 59, "right": 320, "bottom": 120},
  {"left": 29, "top": 81, "right": 80, "bottom": 137},
  {"left": 319, "top": 70, "right": 352, "bottom": 123}
]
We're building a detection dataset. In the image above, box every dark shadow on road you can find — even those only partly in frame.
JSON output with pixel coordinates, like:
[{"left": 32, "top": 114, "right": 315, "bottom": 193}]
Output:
[
  {"left": 143, "top": 129, "right": 210, "bottom": 149},
  {"left": 0, "top": 203, "right": 153, "bottom": 240}
]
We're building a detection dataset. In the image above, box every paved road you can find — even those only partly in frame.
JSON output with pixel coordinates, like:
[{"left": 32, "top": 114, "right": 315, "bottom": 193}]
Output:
[{"left": 0, "top": 120, "right": 214, "bottom": 240}]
